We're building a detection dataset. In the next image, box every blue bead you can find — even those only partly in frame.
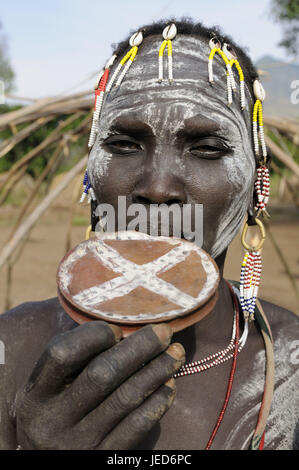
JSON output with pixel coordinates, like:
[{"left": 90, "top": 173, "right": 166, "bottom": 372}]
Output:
[{"left": 83, "top": 171, "right": 89, "bottom": 185}]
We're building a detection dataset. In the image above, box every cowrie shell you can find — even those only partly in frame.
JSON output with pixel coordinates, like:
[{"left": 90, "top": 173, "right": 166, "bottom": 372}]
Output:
[
  {"left": 209, "top": 37, "right": 221, "bottom": 49},
  {"left": 105, "top": 54, "right": 117, "bottom": 69},
  {"left": 129, "top": 31, "right": 143, "bottom": 47},
  {"left": 253, "top": 79, "right": 266, "bottom": 101},
  {"left": 162, "top": 24, "right": 177, "bottom": 40},
  {"left": 222, "top": 43, "right": 237, "bottom": 60}
]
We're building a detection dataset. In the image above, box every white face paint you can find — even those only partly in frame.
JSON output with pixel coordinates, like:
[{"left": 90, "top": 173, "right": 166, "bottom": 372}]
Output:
[{"left": 88, "top": 35, "right": 256, "bottom": 260}]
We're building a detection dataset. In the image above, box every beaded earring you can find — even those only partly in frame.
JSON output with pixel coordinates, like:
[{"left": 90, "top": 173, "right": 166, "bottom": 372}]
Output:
[
  {"left": 208, "top": 36, "right": 236, "bottom": 106},
  {"left": 84, "top": 54, "right": 117, "bottom": 203},
  {"left": 252, "top": 80, "right": 269, "bottom": 216},
  {"left": 158, "top": 23, "right": 177, "bottom": 83},
  {"left": 106, "top": 31, "right": 143, "bottom": 93},
  {"left": 79, "top": 169, "right": 96, "bottom": 203},
  {"left": 239, "top": 79, "right": 269, "bottom": 321},
  {"left": 222, "top": 43, "right": 246, "bottom": 110},
  {"left": 240, "top": 217, "right": 266, "bottom": 321},
  {"left": 81, "top": 33, "right": 144, "bottom": 204},
  {"left": 88, "top": 54, "right": 117, "bottom": 149},
  {"left": 81, "top": 33, "right": 143, "bottom": 204}
]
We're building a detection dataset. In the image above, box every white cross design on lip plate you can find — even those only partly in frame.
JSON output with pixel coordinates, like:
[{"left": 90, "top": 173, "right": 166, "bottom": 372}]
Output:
[{"left": 62, "top": 232, "right": 219, "bottom": 322}]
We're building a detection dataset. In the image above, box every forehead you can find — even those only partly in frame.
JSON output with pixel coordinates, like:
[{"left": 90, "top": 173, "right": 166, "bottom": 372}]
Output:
[{"left": 102, "top": 34, "right": 253, "bottom": 133}]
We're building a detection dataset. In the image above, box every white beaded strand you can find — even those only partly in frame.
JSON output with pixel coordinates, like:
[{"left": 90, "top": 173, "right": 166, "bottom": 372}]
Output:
[
  {"left": 168, "top": 54, "right": 173, "bottom": 82},
  {"left": 227, "top": 73, "right": 233, "bottom": 105},
  {"left": 240, "top": 80, "right": 246, "bottom": 110},
  {"left": 115, "top": 59, "right": 133, "bottom": 87},
  {"left": 106, "top": 63, "right": 122, "bottom": 93},
  {"left": 174, "top": 291, "right": 248, "bottom": 377}
]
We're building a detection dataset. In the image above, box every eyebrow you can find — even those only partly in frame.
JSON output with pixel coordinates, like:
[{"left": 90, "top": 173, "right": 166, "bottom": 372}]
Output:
[
  {"left": 110, "top": 117, "right": 154, "bottom": 137},
  {"left": 109, "top": 114, "right": 222, "bottom": 141},
  {"left": 179, "top": 115, "right": 220, "bottom": 138}
]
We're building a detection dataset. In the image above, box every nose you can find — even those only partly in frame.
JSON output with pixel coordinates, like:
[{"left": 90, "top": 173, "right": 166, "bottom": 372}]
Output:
[{"left": 132, "top": 170, "right": 187, "bottom": 206}]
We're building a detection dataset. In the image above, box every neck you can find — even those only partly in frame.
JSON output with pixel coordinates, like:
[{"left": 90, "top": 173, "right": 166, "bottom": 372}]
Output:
[{"left": 173, "top": 249, "right": 237, "bottom": 361}]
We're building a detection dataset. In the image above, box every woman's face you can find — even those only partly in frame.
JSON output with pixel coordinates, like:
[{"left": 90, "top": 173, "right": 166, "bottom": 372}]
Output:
[{"left": 88, "top": 34, "right": 256, "bottom": 260}]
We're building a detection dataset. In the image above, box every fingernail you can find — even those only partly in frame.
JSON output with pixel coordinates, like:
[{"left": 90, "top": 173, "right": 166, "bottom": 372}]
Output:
[
  {"left": 165, "top": 378, "right": 176, "bottom": 390},
  {"left": 152, "top": 324, "right": 173, "bottom": 345},
  {"left": 167, "top": 343, "right": 185, "bottom": 360},
  {"left": 109, "top": 324, "right": 123, "bottom": 341}
]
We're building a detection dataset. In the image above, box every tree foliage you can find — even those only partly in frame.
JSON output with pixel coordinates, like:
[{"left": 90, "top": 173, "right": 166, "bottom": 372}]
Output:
[
  {"left": 271, "top": 0, "right": 299, "bottom": 57},
  {"left": 0, "top": 21, "right": 14, "bottom": 91}
]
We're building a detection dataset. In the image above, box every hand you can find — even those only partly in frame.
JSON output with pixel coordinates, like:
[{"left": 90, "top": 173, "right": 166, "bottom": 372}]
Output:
[{"left": 16, "top": 322, "right": 185, "bottom": 449}]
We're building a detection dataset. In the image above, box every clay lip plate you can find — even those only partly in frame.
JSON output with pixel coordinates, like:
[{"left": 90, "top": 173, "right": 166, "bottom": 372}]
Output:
[{"left": 57, "top": 231, "right": 220, "bottom": 325}]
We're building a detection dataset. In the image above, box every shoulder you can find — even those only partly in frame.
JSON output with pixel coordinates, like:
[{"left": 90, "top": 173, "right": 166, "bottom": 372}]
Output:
[
  {"left": 0, "top": 298, "right": 76, "bottom": 388},
  {"left": 258, "top": 299, "right": 299, "bottom": 450},
  {"left": 0, "top": 300, "right": 76, "bottom": 449},
  {"left": 258, "top": 298, "right": 299, "bottom": 342},
  {"left": 257, "top": 298, "right": 298, "bottom": 377},
  {"left": 0, "top": 297, "right": 75, "bottom": 344}
]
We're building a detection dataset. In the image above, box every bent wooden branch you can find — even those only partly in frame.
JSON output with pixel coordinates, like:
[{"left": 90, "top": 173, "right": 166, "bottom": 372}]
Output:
[
  {"left": 0, "top": 116, "right": 56, "bottom": 159},
  {"left": 0, "top": 156, "right": 88, "bottom": 272},
  {"left": 265, "top": 135, "right": 299, "bottom": 180},
  {"left": 0, "top": 112, "right": 84, "bottom": 195}
]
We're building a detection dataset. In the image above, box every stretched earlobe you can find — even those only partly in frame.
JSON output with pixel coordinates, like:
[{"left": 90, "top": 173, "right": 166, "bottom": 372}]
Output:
[{"left": 247, "top": 203, "right": 257, "bottom": 226}]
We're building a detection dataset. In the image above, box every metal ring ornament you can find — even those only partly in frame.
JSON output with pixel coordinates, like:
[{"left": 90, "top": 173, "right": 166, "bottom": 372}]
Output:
[
  {"left": 85, "top": 225, "right": 92, "bottom": 240},
  {"left": 241, "top": 218, "right": 266, "bottom": 252}
]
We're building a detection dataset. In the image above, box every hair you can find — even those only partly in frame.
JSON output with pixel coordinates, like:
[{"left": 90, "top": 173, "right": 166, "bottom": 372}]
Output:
[{"left": 111, "top": 18, "right": 259, "bottom": 90}]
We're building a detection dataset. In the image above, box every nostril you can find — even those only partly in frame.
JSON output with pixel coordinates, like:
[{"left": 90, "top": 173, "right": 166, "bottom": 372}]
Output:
[
  {"left": 166, "top": 199, "right": 183, "bottom": 206},
  {"left": 133, "top": 196, "right": 183, "bottom": 206},
  {"left": 134, "top": 196, "right": 152, "bottom": 205}
]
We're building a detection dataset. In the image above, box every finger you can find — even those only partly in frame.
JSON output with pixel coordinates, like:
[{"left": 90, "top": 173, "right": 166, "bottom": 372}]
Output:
[
  {"left": 97, "top": 380, "right": 176, "bottom": 450},
  {"left": 64, "top": 324, "right": 173, "bottom": 418},
  {"left": 24, "top": 321, "right": 122, "bottom": 397},
  {"left": 77, "top": 343, "right": 185, "bottom": 437}
]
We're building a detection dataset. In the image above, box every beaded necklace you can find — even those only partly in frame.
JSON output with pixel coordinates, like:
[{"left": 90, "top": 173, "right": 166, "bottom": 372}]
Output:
[
  {"left": 205, "top": 282, "right": 240, "bottom": 449},
  {"left": 172, "top": 283, "right": 274, "bottom": 450},
  {"left": 174, "top": 282, "right": 242, "bottom": 450},
  {"left": 174, "top": 284, "right": 248, "bottom": 378}
]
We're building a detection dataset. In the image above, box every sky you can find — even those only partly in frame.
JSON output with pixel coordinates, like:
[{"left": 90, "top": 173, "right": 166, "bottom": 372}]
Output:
[{"left": 0, "top": 0, "right": 291, "bottom": 99}]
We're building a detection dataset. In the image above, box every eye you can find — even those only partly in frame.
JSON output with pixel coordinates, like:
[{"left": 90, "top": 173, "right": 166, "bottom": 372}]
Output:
[
  {"left": 189, "top": 137, "right": 233, "bottom": 159},
  {"left": 103, "top": 135, "right": 143, "bottom": 155}
]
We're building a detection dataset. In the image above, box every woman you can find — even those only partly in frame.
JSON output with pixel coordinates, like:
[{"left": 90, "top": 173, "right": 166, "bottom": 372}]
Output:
[{"left": 0, "top": 20, "right": 298, "bottom": 450}]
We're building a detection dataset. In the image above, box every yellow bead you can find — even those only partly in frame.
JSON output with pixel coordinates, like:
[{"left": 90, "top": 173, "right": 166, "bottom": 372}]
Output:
[
  {"left": 229, "top": 59, "right": 244, "bottom": 81},
  {"left": 253, "top": 100, "right": 260, "bottom": 122},
  {"left": 120, "top": 46, "right": 138, "bottom": 65},
  {"left": 209, "top": 48, "right": 217, "bottom": 60},
  {"left": 159, "top": 40, "right": 167, "bottom": 57}
]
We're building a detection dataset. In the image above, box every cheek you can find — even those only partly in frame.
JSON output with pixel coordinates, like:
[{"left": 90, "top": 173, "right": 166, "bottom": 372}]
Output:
[
  {"left": 88, "top": 148, "right": 143, "bottom": 204},
  {"left": 185, "top": 149, "right": 255, "bottom": 257},
  {"left": 186, "top": 154, "right": 254, "bottom": 208},
  {"left": 87, "top": 141, "right": 113, "bottom": 195}
]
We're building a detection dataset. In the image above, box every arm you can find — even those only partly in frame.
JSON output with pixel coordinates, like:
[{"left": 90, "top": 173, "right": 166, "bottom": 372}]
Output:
[{"left": 0, "top": 302, "right": 185, "bottom": 450}]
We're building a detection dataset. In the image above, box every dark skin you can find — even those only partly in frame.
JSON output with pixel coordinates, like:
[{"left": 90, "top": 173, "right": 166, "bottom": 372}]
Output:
[{"left": 0, "top": 35, "right": 298, "bottom": 450}]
